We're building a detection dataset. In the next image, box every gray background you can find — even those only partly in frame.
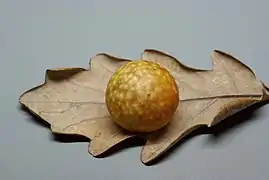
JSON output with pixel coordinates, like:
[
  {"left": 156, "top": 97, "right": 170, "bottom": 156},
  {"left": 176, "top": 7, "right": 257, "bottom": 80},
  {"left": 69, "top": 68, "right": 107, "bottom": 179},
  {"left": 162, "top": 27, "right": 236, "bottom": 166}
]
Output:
[{"left": 1, "top": 0, "right": 269, "bottom": 179}]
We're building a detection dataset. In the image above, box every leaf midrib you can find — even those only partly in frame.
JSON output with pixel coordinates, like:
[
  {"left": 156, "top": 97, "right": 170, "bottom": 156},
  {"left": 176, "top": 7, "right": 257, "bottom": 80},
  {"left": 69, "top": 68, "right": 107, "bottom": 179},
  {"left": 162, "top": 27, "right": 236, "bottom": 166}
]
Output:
[{"left": 21, "top": 93, "right": 262, "bottom": 104}]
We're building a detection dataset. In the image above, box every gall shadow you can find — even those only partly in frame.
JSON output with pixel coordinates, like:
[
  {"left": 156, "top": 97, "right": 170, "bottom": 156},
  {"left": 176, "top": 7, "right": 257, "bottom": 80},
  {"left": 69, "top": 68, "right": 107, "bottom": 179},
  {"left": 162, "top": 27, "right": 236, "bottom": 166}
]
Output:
[
  {"left": 19, "top": 104, "right": 89, "bottom": 143},
  {"left": 145, "top": 100, "right": 268, "bottom": 166}
]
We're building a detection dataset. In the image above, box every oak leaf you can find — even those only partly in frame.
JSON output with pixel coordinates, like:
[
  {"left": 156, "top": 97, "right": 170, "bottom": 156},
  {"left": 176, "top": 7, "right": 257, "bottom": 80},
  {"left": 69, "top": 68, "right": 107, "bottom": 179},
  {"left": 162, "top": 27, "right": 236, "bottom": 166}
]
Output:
[{"left": 19, "top": 49, "right": 269, "bottom": 164}]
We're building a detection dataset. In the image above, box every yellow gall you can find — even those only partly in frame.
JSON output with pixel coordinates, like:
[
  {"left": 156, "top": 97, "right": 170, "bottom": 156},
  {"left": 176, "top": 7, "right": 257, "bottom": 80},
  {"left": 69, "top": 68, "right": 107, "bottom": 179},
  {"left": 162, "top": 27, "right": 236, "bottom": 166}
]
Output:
[{"left": 105, "top": 60, "right": 179, "bottom": 133}]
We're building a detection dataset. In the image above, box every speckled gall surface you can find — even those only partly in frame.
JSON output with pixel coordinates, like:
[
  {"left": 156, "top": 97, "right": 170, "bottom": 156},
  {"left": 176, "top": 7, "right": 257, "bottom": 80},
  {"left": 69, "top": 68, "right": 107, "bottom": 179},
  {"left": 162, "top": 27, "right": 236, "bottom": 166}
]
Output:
[{"left": 105, "top": 60, "right": 179, "bottom": 132}]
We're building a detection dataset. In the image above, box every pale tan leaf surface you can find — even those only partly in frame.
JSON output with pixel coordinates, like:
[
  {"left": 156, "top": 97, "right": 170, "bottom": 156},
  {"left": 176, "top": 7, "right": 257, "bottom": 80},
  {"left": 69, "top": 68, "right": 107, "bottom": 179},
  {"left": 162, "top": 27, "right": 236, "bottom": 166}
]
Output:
[
  {"left": 19, "top": 54, "right": 133, "bottom": 155},
  {"left": 140, "top": 49, "right": 266, "bottom": 163},
  {"left": 19, "top": 49, "right": 269, "bottom": 165},
  {"left": 142, "top": 49, "right": 263, "bottom": 100}
]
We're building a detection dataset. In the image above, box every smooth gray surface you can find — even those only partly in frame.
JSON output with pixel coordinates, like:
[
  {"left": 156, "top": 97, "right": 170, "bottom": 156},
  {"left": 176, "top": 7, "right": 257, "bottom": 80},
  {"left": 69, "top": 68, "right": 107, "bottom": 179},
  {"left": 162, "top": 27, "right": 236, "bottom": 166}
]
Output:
[{"left": 1, "top": 0, "right": 269, "bottom": 179}]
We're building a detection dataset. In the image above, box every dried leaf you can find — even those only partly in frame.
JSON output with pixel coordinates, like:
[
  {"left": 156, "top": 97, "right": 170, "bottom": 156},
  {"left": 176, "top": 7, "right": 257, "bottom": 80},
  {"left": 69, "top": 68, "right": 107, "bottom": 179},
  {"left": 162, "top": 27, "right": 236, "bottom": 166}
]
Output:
[{"left": 19, "top": 49, "right": 269, "bottom": 164}]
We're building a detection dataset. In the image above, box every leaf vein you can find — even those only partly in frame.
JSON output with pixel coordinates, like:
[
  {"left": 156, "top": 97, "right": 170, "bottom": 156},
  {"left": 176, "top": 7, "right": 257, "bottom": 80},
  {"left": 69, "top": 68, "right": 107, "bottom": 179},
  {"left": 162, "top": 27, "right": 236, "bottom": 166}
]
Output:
[
  {"left": 100, "top": 62, "right": 114, "bottom": 74},
  {"left": 62, "top": 116, "right": 110, "bottom": 131},
  {"left": 22, "top": 101, "right": 105, "bottom": 104},
  {"left": 181, "top": 94, "right": 261, "bottom": 101},
  {"left": 66, "top": 79, "right": 104, "bottom": 92},
  {"left": 218, "top": 58, "right": 239, "bottom": 92},
  {"left": 191, "top": 99, "right": 217, "bottom": 121}
]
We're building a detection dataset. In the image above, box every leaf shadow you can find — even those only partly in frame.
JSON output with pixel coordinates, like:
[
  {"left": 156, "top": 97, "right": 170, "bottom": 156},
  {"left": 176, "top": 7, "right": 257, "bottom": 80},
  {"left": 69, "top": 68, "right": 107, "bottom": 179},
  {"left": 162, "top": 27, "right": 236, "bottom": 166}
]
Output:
[
  {"left": 18, "top": 99, "right": 268, "bottom": 165},
  {"left": 51, "top": 133, "right": 89, "bottom": 143},
  {"left": 144, "top": 126, "right": 209, "bottom": 166},
  {"left": 19, "top": 103, "right": 145, "bottom": 157},
  {"left": 94, "top": 136, "right": 146, "bottom": 158},
  {"left": 144, "top": 100, "right": 268, "bottom": 166},
  {"left": 19, "top": 104, "right": 89, "bottom": 143},
  {"left": 19, "top": 104, "right": 51, "bottom": 128},
  {"left": 206, "top": 100, "right": 268, "bottom": 143}
]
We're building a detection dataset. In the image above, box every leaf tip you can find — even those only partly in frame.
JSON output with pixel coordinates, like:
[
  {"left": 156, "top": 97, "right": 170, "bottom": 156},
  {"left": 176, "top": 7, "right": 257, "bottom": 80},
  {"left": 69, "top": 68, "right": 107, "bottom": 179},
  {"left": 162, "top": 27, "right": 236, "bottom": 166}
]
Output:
[
  {"left": 140, "top": 153, "right": 153, "bottom": 165},
  {"left": 140, "top": 144, "right": 163, "bottom": 165},
  {"left": 18, "top": 92, "right": 26, "bottom": 104},
  {"left": 90, "top": 52, "right": 132, "bottom": 63},
  {"left": 45, "top": 67, "right": 86, "bottom": 82},
  {"left": 142, "top": 48, "right": 177, "bottom": 61},
  {"left": 88, "top": 140, "right": 106, "bottom": 157},
  {"left": 143, "top": 48, "right": 164, "bottom": 54},
  {"left": 18, "top": 84, "right": 44, "bottom": 105},
  {"left": 211, "top": 49, "right": 230, "bottom": 59}
]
